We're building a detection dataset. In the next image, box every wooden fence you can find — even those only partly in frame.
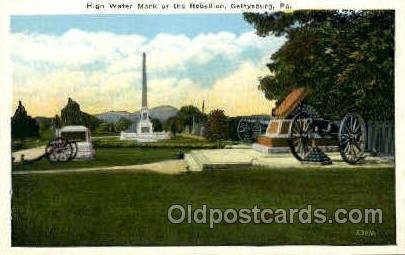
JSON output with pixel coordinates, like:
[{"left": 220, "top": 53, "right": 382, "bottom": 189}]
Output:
[{"left": 366, "top": 121, "right": 395, "bottom": 156}]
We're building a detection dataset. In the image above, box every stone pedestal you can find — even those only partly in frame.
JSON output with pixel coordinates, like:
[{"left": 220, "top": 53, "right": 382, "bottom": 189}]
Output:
[
  {"left": 253, "top": 118, "right": 338, "bottom": 155},
  {"left": 137, "top": 107, "right": 153, "bottom": 134},
  {"left": 253, "top": 119, "right": 291, "bottom": 154}
]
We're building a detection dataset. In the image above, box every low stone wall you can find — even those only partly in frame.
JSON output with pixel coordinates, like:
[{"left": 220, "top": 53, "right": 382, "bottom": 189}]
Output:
[{"left": 120, "top": 131, "right": 170, "bottom": 142}]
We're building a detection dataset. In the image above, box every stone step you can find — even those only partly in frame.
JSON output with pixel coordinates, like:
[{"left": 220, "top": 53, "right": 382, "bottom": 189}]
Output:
[
  {"left": 190, "top": 150, "right": 207, "bottom": 164},
  {"left": 184, "top": 152, "right": 203, "bottom": 171},
  {"left": 185, "top": 149, "right": 253, "bottom": 171}
]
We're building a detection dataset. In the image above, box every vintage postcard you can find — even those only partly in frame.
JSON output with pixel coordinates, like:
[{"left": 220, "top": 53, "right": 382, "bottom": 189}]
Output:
[{"left": 1, "top": 0, "right": 404, "bottom": 254}]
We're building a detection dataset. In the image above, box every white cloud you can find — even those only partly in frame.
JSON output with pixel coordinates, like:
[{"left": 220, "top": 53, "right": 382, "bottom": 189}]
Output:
[
  {"left": 11, "top": 29, "right": 283, "bottom": 117},
  {"left": 195, "top": 62, "right": 275, "bottom": 116}
]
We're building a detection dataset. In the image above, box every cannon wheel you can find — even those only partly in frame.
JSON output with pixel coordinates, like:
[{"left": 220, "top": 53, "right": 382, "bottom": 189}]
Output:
[
  {"left": 288, "top": 112, "right": 315, "bottom": 161},
  {"left": 338, "top": 113, "right": 366, "bottom": 164},
  {"left": 251, "top": 119, "right": 262, "bottom": 140},
  {"left": 237, "top": 118, "right": 262, "bottom": 142},
  {"left": 288, "top": 103, "right": 319, "bottom": 119},
  {"left": 45, "top": 137, "right": 74, "bottom": 163},
  {"left": 237, "top": 119, "right": 250, "bottom": 141},
  {"left": 69, "top": 141, "right": 78, "bottom": 161}
]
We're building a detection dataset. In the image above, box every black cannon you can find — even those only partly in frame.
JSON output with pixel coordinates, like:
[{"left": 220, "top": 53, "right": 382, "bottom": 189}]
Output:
[
  {"left": 45, "top": 137, "right": 78, "bottom": 163},
  {"left": 288, "top": 111, "right": 366, "bottom": 164}
]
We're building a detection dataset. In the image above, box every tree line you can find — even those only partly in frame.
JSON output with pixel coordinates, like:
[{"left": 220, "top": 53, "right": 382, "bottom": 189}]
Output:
[
  {"left": 11, "top": 99, "right": 235, "bottom": 143},
  {"left": 244, "top": 10, "right": 394, "bottom": 121}
]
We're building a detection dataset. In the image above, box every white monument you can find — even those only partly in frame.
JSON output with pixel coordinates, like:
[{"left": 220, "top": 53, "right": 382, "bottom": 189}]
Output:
[
  {"left": 120, "top": 53, "right": 169, "bottom": 142},
  {"left": 57, "top": 125, "right": 95, "bottom": 160}
]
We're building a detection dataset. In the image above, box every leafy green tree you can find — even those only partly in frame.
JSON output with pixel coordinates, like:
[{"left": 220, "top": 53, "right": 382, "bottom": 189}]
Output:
[
  {"left": 164, "top": 116, "right": 182, "bottom": 136},
  {"left": 95, "top": 122, "right": 116, "bottom": 135},
  {"left": 61, "top": 98, "right": 83, "bottom": 125},
  {"left": 81, "top": 112, "right": 101, "bottom": 132},
  {"left": 11, "top": 101, "right": 39, "bottom": 142},
  {"left": 38, "top": 119, "right": 54, "bottom": 140},
  {"left": 115, "top": 117, "right": 132, "bottom": 132},
  {"left": 244, "top": 10, "right": 394, "bottom": 120},
  {"left": 39, "top": 120, "right": 51, "bottom": 133},
  {"left": 151, "top": 118, "right": 163, "bottom": 132},
  {"left": 60, "top": 98, "right": 100, "bottom": 131},
  {"left": 206, "top": 109, "right": 229, "bottom": 141},
  {"left": 53, "top": 114, "right": 62, "bottom": 129},
  {"left": 178, "top": 105, "right": 205, "bottom": 129}
]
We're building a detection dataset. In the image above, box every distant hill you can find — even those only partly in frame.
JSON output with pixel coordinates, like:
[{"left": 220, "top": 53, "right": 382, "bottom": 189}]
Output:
[{"left": 95, "top": 105, "right": 178, "bottom": 124}]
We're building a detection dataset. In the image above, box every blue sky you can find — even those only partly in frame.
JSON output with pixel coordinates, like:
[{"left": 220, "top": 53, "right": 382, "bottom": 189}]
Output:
[
  {"left": 11, "top": 14, "right": 253, "bottom": 37},
  {"left": 11, "top": 14, "right": 285, "bottom": 117}
]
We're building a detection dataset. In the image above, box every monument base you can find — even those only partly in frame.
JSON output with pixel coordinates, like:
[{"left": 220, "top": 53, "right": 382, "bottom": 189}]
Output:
[
  {"left": 120, "top": 131, "right": 170, "bottom": 142},
  {"left": 252, "top": 135, "right": 291, "bottom": 155},
  {"left": 252, "top": 143, "right": 290, "bottom": 154},
  {"left": 253, "top": 136, "right": 339, "bottom": 155}
]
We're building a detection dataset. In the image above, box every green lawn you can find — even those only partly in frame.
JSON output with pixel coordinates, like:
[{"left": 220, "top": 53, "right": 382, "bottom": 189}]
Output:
[
  {"left": 12, "top": 167, "right": 395, "bottom": 246},
  {"left": 92, "top": 134, "right": 231, "bottom": 149},
  {"left": 12, "top": 147, "right": 183, "bottom": 171},
  {"left": 12, "top": 134, "right": 230, "bottom": 172},
  {"left": 12, "top": 128, "right": 54, "bottom": 152}
]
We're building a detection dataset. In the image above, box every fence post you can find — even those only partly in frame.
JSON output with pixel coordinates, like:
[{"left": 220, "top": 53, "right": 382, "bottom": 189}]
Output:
[
  {"left": 367, "top": 121, "right": 372, "bottom": 151},
  {"left": 388, "top": 123, "right": 395, "bottom": 155}
]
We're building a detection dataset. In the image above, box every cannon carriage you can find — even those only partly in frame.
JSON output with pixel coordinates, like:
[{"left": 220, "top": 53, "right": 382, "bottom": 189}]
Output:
[
  {"left": 254, "top": 88, "right": 366, "bottom": 164},
  {"left": 45, "top": 137, "right": 78, "bottom": 163},
  {"left": 45, "top": 125, "right": 95, "bottom": 163},
  {"left": 288, "top": 111, "right": 366, "bottom": 164}
]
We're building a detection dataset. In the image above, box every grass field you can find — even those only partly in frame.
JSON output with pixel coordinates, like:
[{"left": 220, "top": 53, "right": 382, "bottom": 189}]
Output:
[
  {"left": 12, "top": 135, "right": 224, "bottom": 172},
  {"left": 12, "top": 167, "right": 395, "bottom": 246},
  {"left": 92, "top": 135, "right": 232, "bottom": 149},
  {"left": 12, "top": 147, "right": 184, "bottom": 171}
]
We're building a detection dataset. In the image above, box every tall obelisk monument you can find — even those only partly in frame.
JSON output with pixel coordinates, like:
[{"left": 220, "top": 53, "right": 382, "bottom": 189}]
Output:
[
  {"left": 137, "top": 52, "right": 153, "bottom": 134},
  {"left": 120, "top": 52, "right": 169, "bottom": 141},
  {"left": 142, "top": 52, "right": 147, "bottom": 108}
]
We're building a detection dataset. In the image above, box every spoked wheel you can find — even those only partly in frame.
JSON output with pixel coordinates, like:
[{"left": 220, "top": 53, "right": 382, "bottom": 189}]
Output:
[
  {"left": 237, "top": 119, "right": 251, "bottom": 142},
  {"left": 288, "top": 103, "right": 319, "bottom": 119},
  {"left": 45, "top": 137, "right": 74, "bottom": 163},
  {"left": 69, "top": 141, "right": 78, "bottom": 161},
  {"left": 338, "top": 113, "right": 366, "bottom": 164},
  {"left": 288, "top": 112, "right": 315, "bottom": 161},
  {"left": 251, "top": 120, "right": 262, "bottom": 141},
  {"left": 238, "top": 118, "right": 264, "bottom": 142}
]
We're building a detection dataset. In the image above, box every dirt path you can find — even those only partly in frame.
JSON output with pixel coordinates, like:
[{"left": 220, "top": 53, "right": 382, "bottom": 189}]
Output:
[
  {"left": 12, "top": 159, "right": 188, "bottom": 175},
  {"left": 12, "top": 146, "right": 46, "bottom": 163}
]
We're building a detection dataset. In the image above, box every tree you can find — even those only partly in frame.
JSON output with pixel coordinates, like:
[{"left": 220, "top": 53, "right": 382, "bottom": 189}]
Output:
[
  {"left": 164, "top": 116, "right": 182, "bottom": 136},
  {"left": 38, "top": 120, "right": 51, "bottom": 133},
  {"left": 95, "top": 122, "right": 116, "bottom": 134},
  {"left": 178, "top": 105, "right": 205, "bottom": 129},
  {"left": 61, "top": 98, "right": 83, "bottom": 125},
  {"left": 81, "top": 112, "right": 101, "bottom": 132},
  {"left": 206, "top": 109, "right": 229, "bottom": 141},
  {"left": 244, "top": 10, "right": 394, "bottom": 120},
  {"left": 115, "top": 117, "right": 132, "bottom": 132},
  {"left": 151, "top": 118, "right": 163, "bottom": 132},
  {"left": 11, "top": 101, "right": 39, "bottom": 141},
  {"left": 53, "top": 114, "right": 62, "bottom": 129},
  {"left": 60, "top": 98, "right": 100, "bottom": 131}
]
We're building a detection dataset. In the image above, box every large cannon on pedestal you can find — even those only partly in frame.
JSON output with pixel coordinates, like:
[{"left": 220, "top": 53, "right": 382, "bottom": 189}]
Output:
[{"left": 254, "top": 88, "right": 366, "bottom": 164}]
